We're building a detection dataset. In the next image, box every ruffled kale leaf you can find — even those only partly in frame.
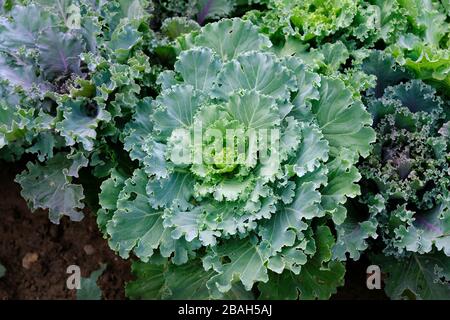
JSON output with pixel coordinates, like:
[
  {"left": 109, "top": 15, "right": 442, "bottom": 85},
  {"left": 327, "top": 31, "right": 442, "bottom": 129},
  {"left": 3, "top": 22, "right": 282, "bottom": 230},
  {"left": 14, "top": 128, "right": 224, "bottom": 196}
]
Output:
[
  {"left": 76, "top": 264, "right": 107, "bottom": 300},
  {"left": 15, "top": 152, "right": 88, "bottom": 223},
  {"left": 259, "top": 226, "right": 345, "bottom": 300}
]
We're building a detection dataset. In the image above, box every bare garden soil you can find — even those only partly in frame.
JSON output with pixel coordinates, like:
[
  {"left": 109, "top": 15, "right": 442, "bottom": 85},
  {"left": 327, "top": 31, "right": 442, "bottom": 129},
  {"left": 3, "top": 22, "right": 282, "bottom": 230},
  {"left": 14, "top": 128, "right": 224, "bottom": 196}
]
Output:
[
  {"left": 0, "top": 161, "right": 387, "bottom": 300},
  {"left": 0, "top": 161, "right": 131, "bottom": 299}
]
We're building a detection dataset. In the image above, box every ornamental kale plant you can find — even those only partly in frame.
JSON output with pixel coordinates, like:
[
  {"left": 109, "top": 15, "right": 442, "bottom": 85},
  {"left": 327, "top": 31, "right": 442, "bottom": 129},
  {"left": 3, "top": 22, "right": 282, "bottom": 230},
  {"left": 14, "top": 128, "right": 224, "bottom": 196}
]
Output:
[
  {"left": 0, "top": 0, "right": 157, "bottom": 223},
  {"left": 387, "top": 0, "right": 450, "bottom": 95},
  {"left": 334, "top": 50, "right": 450, "bottom": 299},
  {"left": 98, "top": 18, "right": 376, "bottom": 299},
  {"left": 0, "top": 0, "right": 102, "bottom": 222}
]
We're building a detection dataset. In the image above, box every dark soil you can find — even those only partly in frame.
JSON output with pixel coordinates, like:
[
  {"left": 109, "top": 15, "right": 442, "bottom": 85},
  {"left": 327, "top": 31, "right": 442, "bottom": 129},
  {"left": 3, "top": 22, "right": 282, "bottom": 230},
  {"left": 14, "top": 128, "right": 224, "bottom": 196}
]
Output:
[
  {"left": 0, "top": 160, "right": 388, "bottom": 300},
  {"left": 0, "top": 161, "right": 132, "bottom": 300}
]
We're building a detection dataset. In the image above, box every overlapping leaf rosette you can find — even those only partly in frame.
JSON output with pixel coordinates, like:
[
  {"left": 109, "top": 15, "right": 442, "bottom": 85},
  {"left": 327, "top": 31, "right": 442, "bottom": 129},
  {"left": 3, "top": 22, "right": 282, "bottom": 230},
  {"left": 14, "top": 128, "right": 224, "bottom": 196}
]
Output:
[
  {"left": 334, "top": 50, "right": 450, "bottom": 299},
  {"left": 244, "top": 0, "right": 449, "bottom": 100},
  {"left": 244, "top": 0, "right": 408, "bottom": 47},
  {"left": 387, "top": 0, "right": 450, "bottom": 95},
  {"left": 99, "top": 18, "right": 376, "bottom": 299}
]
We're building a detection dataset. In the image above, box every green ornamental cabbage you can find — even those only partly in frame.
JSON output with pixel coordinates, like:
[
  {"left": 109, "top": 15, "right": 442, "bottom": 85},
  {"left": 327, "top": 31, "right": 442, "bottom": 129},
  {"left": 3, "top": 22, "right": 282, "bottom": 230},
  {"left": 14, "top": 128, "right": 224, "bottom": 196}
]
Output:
[
  {"left": 244, "top": 0, "right": 408, "bottom": 47},
  {"left": 244, "top": 0, "right": 449, "bottom": 94},
  {"left": 98, "top": 18, "right": 376, "bottom": 299},
  {"left": 387, "top": 0, "right": 450, "bottom": 95}
]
